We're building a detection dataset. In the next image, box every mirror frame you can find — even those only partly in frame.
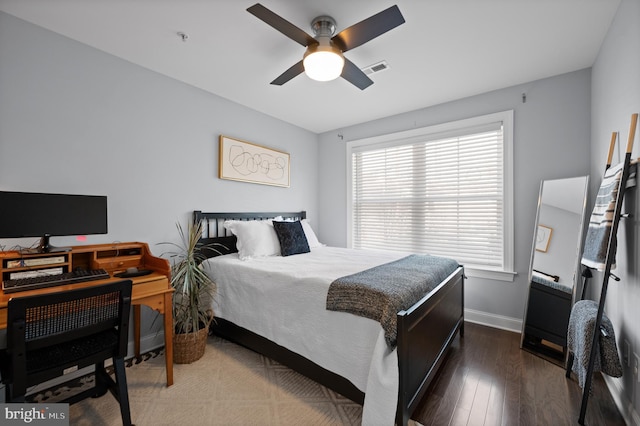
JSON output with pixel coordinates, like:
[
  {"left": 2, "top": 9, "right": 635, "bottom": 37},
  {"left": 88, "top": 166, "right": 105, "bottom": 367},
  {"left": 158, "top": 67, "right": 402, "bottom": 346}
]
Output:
[{"left": 520, "top": 175, "right": 589, "bottom": 358}]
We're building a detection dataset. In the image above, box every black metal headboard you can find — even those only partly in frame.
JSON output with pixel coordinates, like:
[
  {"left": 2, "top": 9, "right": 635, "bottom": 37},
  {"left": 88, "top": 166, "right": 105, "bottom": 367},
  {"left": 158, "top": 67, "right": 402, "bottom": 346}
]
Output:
[{"left": 192, "top": 210, "right": 307, "bottom": 259}]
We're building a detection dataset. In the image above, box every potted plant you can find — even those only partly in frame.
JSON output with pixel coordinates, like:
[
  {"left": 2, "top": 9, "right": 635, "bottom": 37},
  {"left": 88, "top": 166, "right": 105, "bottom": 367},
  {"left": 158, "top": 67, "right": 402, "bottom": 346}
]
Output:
[{"left": 161, "top": 219, "right": 223, "bottom": 364}]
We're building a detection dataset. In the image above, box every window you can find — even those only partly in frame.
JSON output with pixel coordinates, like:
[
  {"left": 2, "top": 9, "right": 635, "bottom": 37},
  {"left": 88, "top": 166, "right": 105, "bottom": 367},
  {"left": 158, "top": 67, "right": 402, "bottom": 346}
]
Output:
[{"left": 347, "top": 111, "right": 514, "bottom": 281}]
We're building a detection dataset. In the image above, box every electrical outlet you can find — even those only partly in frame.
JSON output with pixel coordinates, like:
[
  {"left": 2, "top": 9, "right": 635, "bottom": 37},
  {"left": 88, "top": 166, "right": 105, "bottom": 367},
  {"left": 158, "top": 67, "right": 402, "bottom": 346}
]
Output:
[{"left": 624, "top": 340, "right": 631, "bottom": 367}]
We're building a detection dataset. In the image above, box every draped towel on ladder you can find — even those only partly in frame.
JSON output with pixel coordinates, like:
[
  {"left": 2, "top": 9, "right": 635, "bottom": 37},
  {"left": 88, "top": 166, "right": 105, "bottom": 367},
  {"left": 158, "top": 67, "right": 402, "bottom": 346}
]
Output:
[{"left": 581, "top": 160, "right": 637, "bottom": 271}]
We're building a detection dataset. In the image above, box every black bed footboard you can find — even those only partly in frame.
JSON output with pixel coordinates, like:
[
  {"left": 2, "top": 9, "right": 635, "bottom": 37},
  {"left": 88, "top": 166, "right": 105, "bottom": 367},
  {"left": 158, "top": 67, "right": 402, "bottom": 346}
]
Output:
[{"left": 396, "top": 266, "right": 465, "bottom": 426}]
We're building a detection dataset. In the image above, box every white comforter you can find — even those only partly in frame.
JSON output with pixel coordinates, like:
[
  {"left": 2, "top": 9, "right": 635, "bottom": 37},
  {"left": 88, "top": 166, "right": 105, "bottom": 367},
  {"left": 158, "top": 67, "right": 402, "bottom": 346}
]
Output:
[{"left": 202, "top": 246, "right": 407, "bottom": 426}]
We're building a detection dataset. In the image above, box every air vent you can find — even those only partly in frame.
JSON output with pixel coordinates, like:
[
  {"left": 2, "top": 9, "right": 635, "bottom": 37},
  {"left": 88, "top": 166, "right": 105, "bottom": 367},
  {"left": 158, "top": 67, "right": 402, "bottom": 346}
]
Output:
[{"left": 361, "top": 60, "right": 390, "bottom": 76}]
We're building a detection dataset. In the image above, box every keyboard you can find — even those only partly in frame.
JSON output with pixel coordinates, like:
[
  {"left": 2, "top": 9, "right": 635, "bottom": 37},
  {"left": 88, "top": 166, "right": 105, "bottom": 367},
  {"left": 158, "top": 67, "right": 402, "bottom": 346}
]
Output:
[{"left": 2, "top": 268, "right": 111, "bottom": 293}]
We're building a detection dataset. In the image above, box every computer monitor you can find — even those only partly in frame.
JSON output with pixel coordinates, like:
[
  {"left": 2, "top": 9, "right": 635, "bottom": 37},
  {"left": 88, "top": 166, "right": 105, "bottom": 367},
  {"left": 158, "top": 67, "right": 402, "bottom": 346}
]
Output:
[{"left": 0, "top": 191, "right": 108, "bottom": 253}]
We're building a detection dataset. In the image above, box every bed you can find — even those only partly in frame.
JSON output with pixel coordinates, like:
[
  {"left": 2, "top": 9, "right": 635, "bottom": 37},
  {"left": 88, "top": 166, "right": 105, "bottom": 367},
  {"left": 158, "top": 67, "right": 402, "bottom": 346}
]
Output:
[{"left": 193, "top": 210, "right": 465, "bottom": 425}]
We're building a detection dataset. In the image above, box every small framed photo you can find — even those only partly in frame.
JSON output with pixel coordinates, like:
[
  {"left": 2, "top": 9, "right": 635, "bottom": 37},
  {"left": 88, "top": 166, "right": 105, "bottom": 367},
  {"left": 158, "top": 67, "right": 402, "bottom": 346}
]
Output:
[
  {"left": 535, "top": 225, "right": 553, "bottom": 252},
  {"left": 219, "top": 135, "right": 290, "bottom": 187}
]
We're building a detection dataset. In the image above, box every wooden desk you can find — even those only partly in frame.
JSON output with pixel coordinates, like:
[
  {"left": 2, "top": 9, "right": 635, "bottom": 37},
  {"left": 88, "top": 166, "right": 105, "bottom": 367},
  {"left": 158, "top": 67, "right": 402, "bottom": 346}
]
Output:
[{"left": 0, "top": 242, "right": 174, "bottom": 386}]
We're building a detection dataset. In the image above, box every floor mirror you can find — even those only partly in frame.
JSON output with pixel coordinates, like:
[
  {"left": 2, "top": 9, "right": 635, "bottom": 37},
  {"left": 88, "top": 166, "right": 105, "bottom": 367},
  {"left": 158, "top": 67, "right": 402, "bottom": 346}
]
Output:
[{"left": 520, "top": 175, "right": 589, "bottom": 365}]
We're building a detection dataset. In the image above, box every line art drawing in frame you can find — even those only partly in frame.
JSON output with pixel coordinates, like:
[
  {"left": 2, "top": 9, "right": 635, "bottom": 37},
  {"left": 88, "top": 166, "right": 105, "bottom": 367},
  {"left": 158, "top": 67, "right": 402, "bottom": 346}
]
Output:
[
  {"left": 219, "top": 135, "right": 290, "bottom": 187},
  {"left": 535, "top": 225, "right": 553, "bottom": 252}
]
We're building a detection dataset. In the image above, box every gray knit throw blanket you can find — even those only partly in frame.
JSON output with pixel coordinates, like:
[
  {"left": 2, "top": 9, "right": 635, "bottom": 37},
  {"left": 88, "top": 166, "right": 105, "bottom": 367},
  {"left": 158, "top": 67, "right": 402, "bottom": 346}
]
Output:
[
  {"left": 326, "top": 254, "right": 459, "bottom": 347},
  {"left": 582, "top": 161, "right": 637, "bottom": 271},
  {"left": 567, "top": 300, "right": 622, "bottom": 389}
]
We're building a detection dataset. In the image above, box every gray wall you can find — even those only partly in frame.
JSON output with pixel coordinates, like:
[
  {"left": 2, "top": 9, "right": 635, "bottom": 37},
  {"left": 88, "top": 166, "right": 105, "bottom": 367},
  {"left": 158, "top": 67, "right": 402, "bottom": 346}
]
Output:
[
  {"left": 0, "top": 12, "right": 319, "bottom": 351},
  {"left": 590, "top": 0, "right": 640, "bottom": 423},
  {"left": 318, "top": 69, "right": 592, "bottom": 328}
]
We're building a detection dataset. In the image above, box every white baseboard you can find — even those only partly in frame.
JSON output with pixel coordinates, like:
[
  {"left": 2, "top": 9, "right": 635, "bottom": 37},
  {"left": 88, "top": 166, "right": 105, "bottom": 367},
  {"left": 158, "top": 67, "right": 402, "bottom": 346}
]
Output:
[
  {"left": 464, "top": 308, "right": 522, "bottom": 333},
  {"left": 604, "top": 375, "right": 639, "bottom": 426},
  {"left": 129, "top": 331, "right": 166, "bottom": 355}
]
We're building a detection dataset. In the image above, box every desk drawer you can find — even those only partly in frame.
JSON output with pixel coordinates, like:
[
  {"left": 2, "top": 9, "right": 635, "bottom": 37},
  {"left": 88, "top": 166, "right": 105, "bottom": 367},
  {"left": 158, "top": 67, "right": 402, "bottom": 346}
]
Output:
[{"left": 92, "top": 255, "right": 141, "bottom": 273}]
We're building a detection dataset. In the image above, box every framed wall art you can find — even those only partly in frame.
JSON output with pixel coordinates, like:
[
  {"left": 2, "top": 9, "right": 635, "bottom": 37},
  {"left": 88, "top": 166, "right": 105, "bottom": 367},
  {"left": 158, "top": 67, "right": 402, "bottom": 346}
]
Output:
[
  {"left": 535, "top": 225, "right": 553, "bottom": 252},
  {"left": 218, "top": 135, "right": 290, "bottom": 187}
]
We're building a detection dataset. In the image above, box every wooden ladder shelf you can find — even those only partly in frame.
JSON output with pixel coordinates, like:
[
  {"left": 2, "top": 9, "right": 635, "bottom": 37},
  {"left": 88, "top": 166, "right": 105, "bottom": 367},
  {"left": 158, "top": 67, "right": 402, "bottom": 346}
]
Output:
[{"left": 569, "top": 113, "right": 637, "bottom": 424}]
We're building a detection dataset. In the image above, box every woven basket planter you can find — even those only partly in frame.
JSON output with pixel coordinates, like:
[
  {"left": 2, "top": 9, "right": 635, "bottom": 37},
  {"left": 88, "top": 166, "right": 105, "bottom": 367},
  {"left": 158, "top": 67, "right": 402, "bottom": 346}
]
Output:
[{"left": 173, "top": 326, "right": 208, "bottom": 364}]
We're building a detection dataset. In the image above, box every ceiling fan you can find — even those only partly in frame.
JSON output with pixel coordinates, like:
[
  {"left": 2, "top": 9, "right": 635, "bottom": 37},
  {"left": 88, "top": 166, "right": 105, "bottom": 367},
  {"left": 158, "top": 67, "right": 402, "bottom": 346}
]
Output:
[{"left": 247, "top": 3, "right": 405, "bottom": 90}]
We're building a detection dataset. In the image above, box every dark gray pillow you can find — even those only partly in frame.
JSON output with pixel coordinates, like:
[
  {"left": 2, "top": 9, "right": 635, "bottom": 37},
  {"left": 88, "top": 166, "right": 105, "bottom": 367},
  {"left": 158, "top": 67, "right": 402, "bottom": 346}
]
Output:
[{"left": 273, "top": 220, "right": 310, "bottom": 256}]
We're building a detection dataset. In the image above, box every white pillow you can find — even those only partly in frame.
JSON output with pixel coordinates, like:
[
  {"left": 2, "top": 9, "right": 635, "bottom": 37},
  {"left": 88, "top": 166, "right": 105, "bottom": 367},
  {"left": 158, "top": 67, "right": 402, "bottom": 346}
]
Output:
[
  {"left": 273, "top": 215, "right": 292, "bottom": 222},
  {"left": 301, "top": 219, "right": 323, "bottom": 248},
  {"left": 223, "top": 220, "right": 281, "bottom": 260}
]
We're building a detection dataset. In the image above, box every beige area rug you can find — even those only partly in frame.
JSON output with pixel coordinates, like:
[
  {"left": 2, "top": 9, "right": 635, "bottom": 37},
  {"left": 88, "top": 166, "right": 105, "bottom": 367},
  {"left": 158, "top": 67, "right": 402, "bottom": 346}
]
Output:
[{"left": 34, "top": 335, "right": 423, "bottom": 426}]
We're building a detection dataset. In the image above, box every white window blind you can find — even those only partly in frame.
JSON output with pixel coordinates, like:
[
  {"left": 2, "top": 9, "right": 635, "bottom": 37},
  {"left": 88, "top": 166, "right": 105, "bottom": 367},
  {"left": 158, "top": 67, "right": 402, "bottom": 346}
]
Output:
[{"left": 349, "top": 112, "right": 513, "bottom": 274}]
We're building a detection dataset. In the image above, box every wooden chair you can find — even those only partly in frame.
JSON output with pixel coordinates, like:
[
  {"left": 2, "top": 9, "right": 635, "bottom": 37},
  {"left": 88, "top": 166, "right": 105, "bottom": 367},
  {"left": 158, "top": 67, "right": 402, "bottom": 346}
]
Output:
[{"left": 1, "top": 280, "right": 133, "bottom": 426}]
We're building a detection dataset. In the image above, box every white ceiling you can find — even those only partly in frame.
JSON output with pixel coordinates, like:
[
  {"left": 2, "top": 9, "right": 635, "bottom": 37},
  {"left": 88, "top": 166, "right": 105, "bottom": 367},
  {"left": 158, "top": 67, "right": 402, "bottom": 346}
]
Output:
[{"left": 0, "top": 0, "right": 620, "bottom": 134}]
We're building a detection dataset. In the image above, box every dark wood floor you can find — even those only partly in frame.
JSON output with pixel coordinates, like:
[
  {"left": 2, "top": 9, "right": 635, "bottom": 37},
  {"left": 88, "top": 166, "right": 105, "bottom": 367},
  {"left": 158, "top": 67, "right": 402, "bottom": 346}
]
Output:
[{"left": 412, "top": 322, "right": 625, "bottom": 426}]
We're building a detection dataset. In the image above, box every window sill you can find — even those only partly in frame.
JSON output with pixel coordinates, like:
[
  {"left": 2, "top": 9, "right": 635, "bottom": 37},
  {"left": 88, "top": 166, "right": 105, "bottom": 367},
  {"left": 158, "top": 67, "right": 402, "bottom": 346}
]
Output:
[{"left": 464, "top": 267, "right": 517, "bottom": 282}]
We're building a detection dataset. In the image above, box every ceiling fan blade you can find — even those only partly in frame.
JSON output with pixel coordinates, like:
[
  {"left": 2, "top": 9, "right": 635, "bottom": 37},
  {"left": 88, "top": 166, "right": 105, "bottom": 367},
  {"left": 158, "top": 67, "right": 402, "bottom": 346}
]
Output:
[
  {"left": 247, "top": 3, "right": 317, "bottom": 47},
  {"left": 341, "top": 59, "right": 373, "bottom": 90},
  {"left": 271, "top": 60, "right": 305, "bottom": 86},
  {"left": 332, "top": 5, "right": 405, "bottom": 52}
]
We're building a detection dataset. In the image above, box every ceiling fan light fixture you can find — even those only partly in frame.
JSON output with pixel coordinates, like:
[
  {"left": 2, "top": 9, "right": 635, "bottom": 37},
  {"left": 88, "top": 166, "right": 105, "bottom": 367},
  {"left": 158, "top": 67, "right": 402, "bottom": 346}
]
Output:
[{"left": 303, "top": 43, "right": 344, "bottom": 82}]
